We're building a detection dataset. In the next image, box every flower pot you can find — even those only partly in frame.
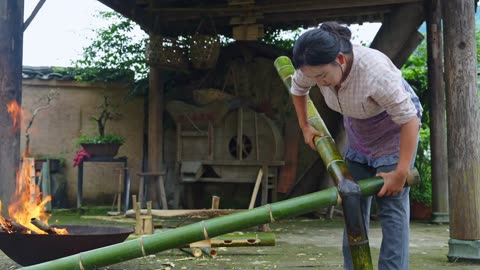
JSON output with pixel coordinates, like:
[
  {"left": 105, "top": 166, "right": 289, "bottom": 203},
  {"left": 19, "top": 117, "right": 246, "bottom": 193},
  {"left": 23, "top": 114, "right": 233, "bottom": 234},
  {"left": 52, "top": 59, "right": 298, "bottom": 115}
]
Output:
[
  {"left": 410, "top": 201, "right": 432, "bottom": 220},
  {"left": 81, "top": 143, "right": 122, "bottom": 158}
]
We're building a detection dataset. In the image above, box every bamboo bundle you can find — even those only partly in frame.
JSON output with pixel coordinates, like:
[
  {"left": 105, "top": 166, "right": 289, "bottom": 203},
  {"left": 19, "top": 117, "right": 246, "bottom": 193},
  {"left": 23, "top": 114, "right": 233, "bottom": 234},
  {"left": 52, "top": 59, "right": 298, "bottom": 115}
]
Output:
[{"left": 273, "top": 56, "right": 372, "bottom": 269}]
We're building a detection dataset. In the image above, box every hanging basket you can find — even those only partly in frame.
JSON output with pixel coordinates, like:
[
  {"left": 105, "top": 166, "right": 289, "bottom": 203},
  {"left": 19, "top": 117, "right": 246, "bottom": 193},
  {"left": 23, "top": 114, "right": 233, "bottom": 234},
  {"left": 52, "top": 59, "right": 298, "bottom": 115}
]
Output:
[
  {"left": 190, "top": 34, "right": 220, "bottom": 70},
  {"left": 189, "top": 18, "right": 220, "bottom": 70},
  {"left": 145, "top": 36, "right": 188, "bottom": 71}
]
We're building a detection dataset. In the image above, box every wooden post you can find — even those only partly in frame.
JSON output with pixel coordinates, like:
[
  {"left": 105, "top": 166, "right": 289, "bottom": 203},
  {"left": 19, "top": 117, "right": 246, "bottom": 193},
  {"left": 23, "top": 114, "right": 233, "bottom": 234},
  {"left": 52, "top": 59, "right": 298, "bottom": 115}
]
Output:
[
  {"left": 443, "top": 0, "right": 480, "bottom": 261},
  {"left": 0, "top": 0, "right": 23, "bottom": 215},
  {"left": 426, "top": 0, "right": 449, "bottom": 224},
  {"left": 148, "top": 33, "right": 165, "bottom": 209}
]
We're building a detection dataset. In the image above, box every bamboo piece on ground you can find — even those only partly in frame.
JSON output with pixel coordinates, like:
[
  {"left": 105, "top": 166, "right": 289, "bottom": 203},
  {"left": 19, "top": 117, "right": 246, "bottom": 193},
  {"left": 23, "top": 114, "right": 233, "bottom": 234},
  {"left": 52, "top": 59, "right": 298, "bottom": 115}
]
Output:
[
  {"left": 200, "top": 247, "right": 217, "bottom": 258},
  {"left": 274, "top": 56, "right": 372, "bottom": 269},
  {"left": 179, "top": 247, "right": 202, "bottom": 258},
  {"left": 211, "top": 196, "right": 220, "bottom": 210},
  {"left": 210, "top": 232, "right": 275, "bottom": 247},
  {"left": 22, "top": 175, "right": 418, "bottom": 270},
  {"left": 187, "top": 232, "right": 276, "bottom": 248}
]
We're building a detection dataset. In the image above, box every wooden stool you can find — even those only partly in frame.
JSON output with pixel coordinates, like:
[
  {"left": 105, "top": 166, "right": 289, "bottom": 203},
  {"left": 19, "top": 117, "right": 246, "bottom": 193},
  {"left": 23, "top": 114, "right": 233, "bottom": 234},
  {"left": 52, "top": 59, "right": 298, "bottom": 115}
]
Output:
[{"left": 137, "top": 171, "right": 168, "bottom": 210}]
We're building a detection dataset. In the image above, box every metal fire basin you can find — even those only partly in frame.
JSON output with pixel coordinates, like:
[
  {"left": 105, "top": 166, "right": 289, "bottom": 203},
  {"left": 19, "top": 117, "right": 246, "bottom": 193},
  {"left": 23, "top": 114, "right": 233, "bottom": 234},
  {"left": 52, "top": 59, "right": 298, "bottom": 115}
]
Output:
[{"left": 0, "top": 225, "right": 133, "bottom": 266}]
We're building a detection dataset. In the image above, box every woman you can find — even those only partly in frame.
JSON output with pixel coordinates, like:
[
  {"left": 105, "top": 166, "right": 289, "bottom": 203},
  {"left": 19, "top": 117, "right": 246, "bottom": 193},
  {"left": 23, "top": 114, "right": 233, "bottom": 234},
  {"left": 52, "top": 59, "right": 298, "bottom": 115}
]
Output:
[{"left": 290, "top": 22, "right": 422, "bottom": 270}]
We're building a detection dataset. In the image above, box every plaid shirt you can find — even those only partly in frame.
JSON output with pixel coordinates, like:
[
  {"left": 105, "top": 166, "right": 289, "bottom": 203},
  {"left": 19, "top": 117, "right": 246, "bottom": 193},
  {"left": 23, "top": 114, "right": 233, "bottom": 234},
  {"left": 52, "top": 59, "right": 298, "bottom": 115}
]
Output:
[
  {"left": 291, "top": 45, "right": 418, "bottom": 125},
  {"left": 291, "top": 45, "right": 422, "bottom": 167}
]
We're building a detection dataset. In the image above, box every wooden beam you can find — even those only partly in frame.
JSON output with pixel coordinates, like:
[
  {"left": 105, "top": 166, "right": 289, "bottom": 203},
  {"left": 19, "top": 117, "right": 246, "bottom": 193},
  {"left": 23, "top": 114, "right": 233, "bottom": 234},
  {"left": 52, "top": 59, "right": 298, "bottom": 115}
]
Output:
[
  {"left": 443, "top": 0, "right": 480, "bottom": 242},
  {"left": 149, "top": 0, "right": 422, "bottom": 15},
  {"left": 391, "top": 30, "right": 424, "bottom": 68},
  {"left": 370, "top": 3, "right": 425, "bottom": 61},
  {"left": 0, "top": 0, "right": 23, "bottom": 215},
  {"left": 426, "top": 0, "right": 448, "bottom": 223}
]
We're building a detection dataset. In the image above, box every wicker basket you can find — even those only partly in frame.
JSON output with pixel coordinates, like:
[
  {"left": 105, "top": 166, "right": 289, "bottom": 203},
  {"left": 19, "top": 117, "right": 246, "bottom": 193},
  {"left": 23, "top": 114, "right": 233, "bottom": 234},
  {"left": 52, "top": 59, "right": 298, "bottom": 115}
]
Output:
[
  {"left": 189, "top": 34, "right": 220, "bottom": 70},
  {"left": 146, "top": 36, "right": 188, "bottom": 70}
]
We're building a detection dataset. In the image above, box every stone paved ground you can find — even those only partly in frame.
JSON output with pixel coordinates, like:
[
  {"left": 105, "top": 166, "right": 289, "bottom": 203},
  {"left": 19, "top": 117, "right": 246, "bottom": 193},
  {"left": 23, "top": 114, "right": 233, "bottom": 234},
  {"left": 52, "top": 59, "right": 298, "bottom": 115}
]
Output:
[{"left": 1, "top": 211, "right": 479, "bottom": 270}]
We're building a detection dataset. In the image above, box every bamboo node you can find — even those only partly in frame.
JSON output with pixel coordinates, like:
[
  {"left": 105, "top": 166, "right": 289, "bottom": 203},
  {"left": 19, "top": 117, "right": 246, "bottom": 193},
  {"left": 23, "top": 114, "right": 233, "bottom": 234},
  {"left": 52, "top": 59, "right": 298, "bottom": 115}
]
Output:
[
  {"left": 267, "top": 204, "right": 275, "bottom": 223},
  {"left": 201, "top": 221, "right": 210, "bottom": 240},
  {"left": 326, "top": 159, "right": 344, "bottom": 172},
  {"left": 78, "top": 255, "right": 85, "bottom": 270},
  {"left": 139, "top": 236, "right": 147, "bottom": 257}
]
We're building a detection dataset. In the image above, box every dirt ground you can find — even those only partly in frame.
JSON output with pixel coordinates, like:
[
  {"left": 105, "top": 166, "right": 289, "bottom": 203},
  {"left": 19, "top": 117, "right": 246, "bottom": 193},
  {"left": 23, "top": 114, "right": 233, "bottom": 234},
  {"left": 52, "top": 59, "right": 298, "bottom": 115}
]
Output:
[{"left": 1, "top": 209, "right": 479, "bottom": 270}]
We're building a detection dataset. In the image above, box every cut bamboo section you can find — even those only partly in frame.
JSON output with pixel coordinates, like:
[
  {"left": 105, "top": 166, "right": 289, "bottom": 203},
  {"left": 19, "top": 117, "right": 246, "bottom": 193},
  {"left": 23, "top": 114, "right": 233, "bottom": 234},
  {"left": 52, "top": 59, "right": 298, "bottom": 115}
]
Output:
[{"left": 273, "top": 56, "right": 372, "bottom": 269}]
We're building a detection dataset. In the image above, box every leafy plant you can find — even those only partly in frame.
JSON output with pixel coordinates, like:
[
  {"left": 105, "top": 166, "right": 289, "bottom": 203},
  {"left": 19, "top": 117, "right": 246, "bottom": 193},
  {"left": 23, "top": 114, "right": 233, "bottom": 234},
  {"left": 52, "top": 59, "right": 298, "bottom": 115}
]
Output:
[
  {"left": 401, "top": 40, "right": 432, "bottom": 206},
  {"left": 76, "top": 95, "right": 125, "bottom": 145},
  {"left": 410, "top": 127, "right": 432, "bottom": 206}
]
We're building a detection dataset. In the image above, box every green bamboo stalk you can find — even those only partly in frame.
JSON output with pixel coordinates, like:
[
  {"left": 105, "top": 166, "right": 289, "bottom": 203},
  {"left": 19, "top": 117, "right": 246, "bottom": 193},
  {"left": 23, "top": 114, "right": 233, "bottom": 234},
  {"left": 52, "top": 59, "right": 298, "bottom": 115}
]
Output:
[
  {"left": 22, "top": 177, "right": 388, "bottom": 270},
  {"left": 274, "top": 56, "right": 372, "bottom": 270}
]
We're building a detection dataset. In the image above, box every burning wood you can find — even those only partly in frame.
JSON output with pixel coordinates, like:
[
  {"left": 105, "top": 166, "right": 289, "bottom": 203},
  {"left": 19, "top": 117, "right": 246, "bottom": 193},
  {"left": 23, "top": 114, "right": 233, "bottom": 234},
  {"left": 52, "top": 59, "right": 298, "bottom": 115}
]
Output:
[
  {"left": 30, "top": 218, "right": 68, "bottom": 235},
  {"left": 0, "top": 216, "right": 36, "bottom": 234},
  {"left": 31, "top": 218, "right": 56, "bottom": 234}
]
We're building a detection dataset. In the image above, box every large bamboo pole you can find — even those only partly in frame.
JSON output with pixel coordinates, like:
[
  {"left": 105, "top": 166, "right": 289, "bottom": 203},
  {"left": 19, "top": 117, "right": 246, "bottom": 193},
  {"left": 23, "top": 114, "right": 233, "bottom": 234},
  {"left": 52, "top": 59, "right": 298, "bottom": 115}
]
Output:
[
  {"left": 22, "top": 176, "right": 406, "bottom": 270},
  {"left": 274, "top": 56, "right": 372, "bottom": 269}
]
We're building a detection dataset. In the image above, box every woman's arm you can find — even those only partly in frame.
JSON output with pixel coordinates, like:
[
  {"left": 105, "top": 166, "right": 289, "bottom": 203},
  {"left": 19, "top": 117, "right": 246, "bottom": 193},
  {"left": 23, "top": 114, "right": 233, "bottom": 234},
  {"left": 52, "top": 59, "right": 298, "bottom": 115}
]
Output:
[
  {"left": 377, "top": 116, "right": 419, "bottom": 197},
  {"left": 292, "top": 95, "right": 323, "bottom": 151}
]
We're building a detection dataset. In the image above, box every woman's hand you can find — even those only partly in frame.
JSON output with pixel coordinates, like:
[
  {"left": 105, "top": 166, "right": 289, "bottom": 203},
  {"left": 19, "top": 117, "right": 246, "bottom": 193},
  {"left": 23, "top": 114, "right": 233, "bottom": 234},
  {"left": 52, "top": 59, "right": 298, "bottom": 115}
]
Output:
[
  {"left": 301, "top": 125, "right": 324, "bottom": 151},
  {"left": 376, "top": 170, "right": 408, "bottom": 197}
]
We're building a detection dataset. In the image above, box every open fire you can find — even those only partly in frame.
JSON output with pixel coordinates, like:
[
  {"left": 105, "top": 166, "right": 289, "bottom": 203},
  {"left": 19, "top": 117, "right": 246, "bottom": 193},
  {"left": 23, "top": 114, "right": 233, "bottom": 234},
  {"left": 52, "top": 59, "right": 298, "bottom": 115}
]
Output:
[{"left": 0, "top": 101, "right": 67, "bottom": 235}]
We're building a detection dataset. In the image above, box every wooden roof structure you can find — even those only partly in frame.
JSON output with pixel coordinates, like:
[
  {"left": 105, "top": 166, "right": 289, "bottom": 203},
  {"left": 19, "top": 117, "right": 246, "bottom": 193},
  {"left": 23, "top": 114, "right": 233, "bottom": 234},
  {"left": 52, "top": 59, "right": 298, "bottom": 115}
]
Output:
[{"left": 98, "top": 0, "right": 423, "bottom": 37}]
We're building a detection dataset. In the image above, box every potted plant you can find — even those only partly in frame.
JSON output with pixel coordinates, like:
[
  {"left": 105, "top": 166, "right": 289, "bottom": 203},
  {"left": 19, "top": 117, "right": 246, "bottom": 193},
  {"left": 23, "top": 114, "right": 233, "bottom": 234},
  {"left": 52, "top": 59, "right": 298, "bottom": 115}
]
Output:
[
  {"left": 410, "top": 127, "right": 432, "bottom": 220},
  {"left": 76, "top": 95, "right": 125, "bottom": 157}
]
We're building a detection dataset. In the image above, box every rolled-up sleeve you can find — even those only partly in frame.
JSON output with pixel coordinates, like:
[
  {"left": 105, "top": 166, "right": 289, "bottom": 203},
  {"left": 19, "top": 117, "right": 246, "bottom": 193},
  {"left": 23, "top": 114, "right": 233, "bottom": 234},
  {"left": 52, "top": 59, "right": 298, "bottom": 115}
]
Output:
[
  {"left": 291, "top": 70, "right": 316, "bottom": 96},
  {"left": 372, "top": 73, "right": 418, "bottom": 125}
]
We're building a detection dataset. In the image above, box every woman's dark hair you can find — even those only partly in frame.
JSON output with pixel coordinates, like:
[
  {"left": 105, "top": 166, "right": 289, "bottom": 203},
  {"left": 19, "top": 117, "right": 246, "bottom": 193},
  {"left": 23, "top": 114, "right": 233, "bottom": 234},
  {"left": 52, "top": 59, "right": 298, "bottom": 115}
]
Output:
[{"left": 292, "top": 22, "right": 353, "bottom": 69}]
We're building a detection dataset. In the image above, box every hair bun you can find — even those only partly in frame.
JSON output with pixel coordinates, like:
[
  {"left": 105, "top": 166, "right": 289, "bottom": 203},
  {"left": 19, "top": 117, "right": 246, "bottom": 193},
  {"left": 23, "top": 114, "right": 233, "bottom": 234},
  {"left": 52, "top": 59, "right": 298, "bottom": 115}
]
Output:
[{"left": 320, "top": 21, "right": 352, "bottom": 41}]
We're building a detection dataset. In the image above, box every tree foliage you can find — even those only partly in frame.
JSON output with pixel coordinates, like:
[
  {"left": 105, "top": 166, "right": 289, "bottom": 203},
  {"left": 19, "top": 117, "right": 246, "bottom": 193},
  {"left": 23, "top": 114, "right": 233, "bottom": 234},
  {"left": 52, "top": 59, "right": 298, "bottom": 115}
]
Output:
[{"left": 71, "top": 11, "right": 149, "bottom": 95}]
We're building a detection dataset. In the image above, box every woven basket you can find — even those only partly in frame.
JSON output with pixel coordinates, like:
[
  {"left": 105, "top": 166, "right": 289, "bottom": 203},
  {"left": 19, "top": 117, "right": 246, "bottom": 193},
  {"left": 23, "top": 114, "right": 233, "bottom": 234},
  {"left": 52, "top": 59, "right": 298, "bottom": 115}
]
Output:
[
  {"left": 190, "top": 34, "right": 220, "bottom": 70},
  {"left": 146, "top": 36, "right": 188, "bottom": 70}
]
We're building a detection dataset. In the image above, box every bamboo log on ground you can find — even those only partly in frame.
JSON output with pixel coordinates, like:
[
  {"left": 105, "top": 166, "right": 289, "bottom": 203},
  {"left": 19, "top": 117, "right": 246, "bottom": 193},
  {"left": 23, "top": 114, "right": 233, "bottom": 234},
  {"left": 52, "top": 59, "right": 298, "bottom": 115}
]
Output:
[
  {"left": 200, "top": 247, "right": 217, "bottom": 258},
  {"left": 210, "top": 232, "right": 275, "bottom": 247},
  {"left": 179, "top": 247, "right": 202, "bottom": 258},
  {"left": 186, "top": 232, "right": 276, "bottom": 248},
  {"left": 274, "top": 56, "right": 372, "bottom": 269},
  {"left": 21, "top": 175, "right": 420, "bottom": 270}
]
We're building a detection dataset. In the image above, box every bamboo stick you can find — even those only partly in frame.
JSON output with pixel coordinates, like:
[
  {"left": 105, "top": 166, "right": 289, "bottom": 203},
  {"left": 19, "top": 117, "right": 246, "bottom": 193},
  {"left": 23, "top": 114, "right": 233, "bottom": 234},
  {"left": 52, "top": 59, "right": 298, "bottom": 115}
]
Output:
[
  {"left": 273, "top": 56, "right": 372, "bottom": 269},
  {"left": 179, "top": 247, "right": 203, "bottom": 258}
]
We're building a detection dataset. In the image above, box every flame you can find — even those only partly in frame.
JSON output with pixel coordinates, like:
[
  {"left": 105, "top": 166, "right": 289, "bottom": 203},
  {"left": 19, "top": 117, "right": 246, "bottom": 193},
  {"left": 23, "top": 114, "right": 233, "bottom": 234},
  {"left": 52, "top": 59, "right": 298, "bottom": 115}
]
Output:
[
  {"left": 0, "top": 101, "right": 68, "bottom": 235},
  {"left": 6, "top": 100, "right": 21, "bottom": 133}
]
